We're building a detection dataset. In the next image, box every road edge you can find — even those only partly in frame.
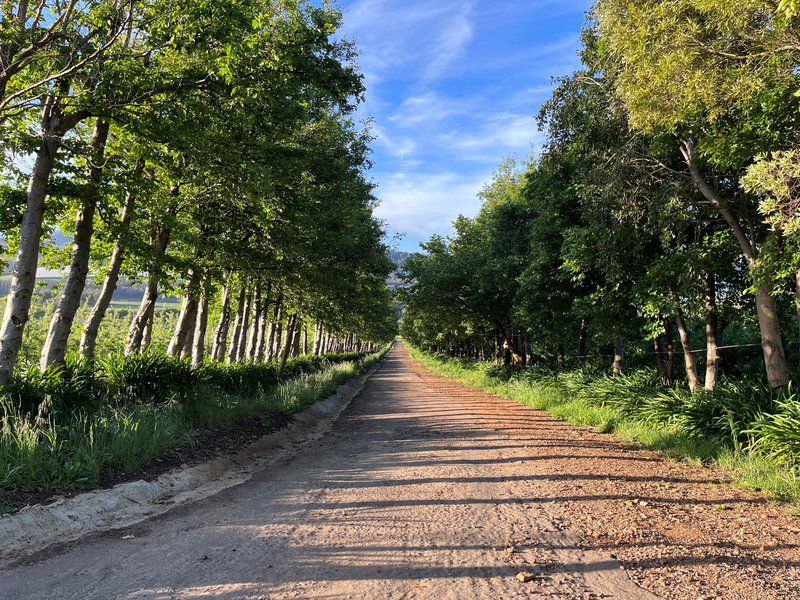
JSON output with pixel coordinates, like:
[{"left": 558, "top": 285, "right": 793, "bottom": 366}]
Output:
[{"left": 0, "top": 357, "right": 386, "bottom": 568}]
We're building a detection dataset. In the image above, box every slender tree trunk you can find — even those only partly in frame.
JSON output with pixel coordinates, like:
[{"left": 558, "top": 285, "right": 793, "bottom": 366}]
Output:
[
  {"left": 245, "top": 284, "right": 262, "bottom": 360},
  {"left": 79, "top": 161, "right": 142, "bottom": 360},
  {"left": 265, "top": 321, "right": 277, "bottom": 361},
  {"left": 179, "top": 301, "right": 198, "bottom": 359},
  {"left": 191, "top": 293, "right": 209, "bottom": 368},
  {"left": 673, "top": 305, "right": 700, "bottom": 393},
  {"left": 40, "top": 118, "right": 110, "bottom": 370},
  {"left": 313, "top": 322, "right": 323, "bottom": 355},
  {"left": 704, "top": 272, "right": 719, "bottom": 391},
  {"left": 682, "top": 140, "right": 790, "bottom": 388},
  {"left": 235, "top": 287, "right": 253, "bottom": 361},
  {"left": 277, "top": 314, "right": 296, "bottom": 380},
  {"left": 125, "top": 224, "right": 171, "bottom": 355},
  {"left": 227, "top": 283, "right": 247, "bottom": 363},
  {"left": 265, "top": 296, "right": 282, "bottom": 361},
  {"left": 255, "top": 283, "right": 271, "bottom": 361},
  {"left": 167, "top": 269, "right": 200, "bottom": 358},
  {"left": 210, "top": 281, "right": 232, "bottom": 362},
  {"left": 578, "top": 318, "right": 588, "bottom": 362},
  {"left": 126, "top": 275, "right": 157, "bottom": 355},
  {"left": 612, "top": 334, "right": 624, "bottom": 375},
  {"left": 663, "top": 317, "right": 675, "bottom": 385},
  {"left": 302, "top": 325, "right": 308, "bottom": 355},
  {"left": 0, "top": 96, "right": 74, "bottom": 385},
  {"left": 141, "top": 304, "right": 154, "bottom": 351},
  {"left": 273, "top": 313, "right": 284, "bottom": 361}
]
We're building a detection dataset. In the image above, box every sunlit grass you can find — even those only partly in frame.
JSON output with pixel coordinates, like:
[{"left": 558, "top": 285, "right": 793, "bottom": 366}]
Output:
[{"left": 0, "top": 347, "right": 388, "bottom": 505}]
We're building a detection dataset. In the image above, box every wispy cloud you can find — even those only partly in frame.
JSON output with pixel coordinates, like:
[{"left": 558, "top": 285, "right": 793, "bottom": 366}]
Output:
[
  {"left": 423, "top": 1, "right": 474, "bottom": 80},
  {"left": 342, "top": 0, "right": 591, "bottom": 250},
  {"left": 389, "top": 92, "right": 470, "bottom": 127},
  {"left": 374, "top": 171, "right": 489, "bottom": 242}
]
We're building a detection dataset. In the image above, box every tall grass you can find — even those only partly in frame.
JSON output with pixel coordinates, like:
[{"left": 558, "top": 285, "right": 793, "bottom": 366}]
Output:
[
  {"left": 409, "top": 347, "right": 800, "bottom": 510},
  {"left": 0, "top": 348, "right": 388, "bottom": 500}
]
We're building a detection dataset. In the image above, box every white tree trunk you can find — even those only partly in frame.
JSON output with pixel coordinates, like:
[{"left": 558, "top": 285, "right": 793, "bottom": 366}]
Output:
[
  {"left": 79, "top": 177, "right": 138, "bottom": 360},
  {"left": 167, "top": 269, "right": 200, "bottom": 358},
  {"left": 40, "top": 118, "right": 110, "bottom": 369},
  {"left": 227, "top": 283, "right": 247, "bottom": 363},
  {"left": 191, "top": 293, "right": 209, "bottom": 368},
  {"left": 0, "top": 102, "right": 66, "bottom": 384},
  {"left": 210, "top": 281, "right": 232, "bottom": 362}
]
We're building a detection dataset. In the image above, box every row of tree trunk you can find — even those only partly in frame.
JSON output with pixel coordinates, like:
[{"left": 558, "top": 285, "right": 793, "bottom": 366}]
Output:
[
  {"left": 118, "top": 273, "right": 373, "bottom": 375},
  {"left": 434, "top": 272, "right": 723, "bottom": 393}
]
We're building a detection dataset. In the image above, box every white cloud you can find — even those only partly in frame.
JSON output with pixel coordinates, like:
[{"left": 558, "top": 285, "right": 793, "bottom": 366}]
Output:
[
  {"left": 338, "top": 0, "right": 590, "bottom": 247},
  {"left": 374, "top": 171, "right": 490, "bottom": 241},
  {"left": 372, "top": 124, "right": 417, "bottom": 159},
  {"left": 438, "top": 113, "right": 545, "bottom": 161},
  {"left": 389, "top": 92, "right": 469, "bottom": 127},
  {"left": 423, "top": 2, "right": 474, "bottom": 80},
  {"left": 342, "top": 0, "right": 475, "bottom": 84}
]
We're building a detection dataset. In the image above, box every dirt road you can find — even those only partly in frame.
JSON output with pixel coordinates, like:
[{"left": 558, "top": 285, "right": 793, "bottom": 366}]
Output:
[{"left": 3, "top": 344, "right": 800, "bottom": 599}]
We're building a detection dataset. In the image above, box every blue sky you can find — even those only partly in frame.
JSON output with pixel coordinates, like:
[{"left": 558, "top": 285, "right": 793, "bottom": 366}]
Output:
[{"left": 338, "top": 0, "right": 590, "bottom": 252}]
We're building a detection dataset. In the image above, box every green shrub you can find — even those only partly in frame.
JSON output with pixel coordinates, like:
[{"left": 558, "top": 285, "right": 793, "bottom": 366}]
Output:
[
  {"left": 0, "top": 346, "right": 389, "bottom": 496},
  {"left": 3, "top": 357, "right": 106, "bottom": 414},
  {"left": 101, "top": 352, "right": 197, "bottom": 405}
]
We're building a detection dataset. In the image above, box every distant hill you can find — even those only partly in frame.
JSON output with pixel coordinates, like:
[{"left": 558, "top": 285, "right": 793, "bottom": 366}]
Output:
[
  {"left": 387, "top": 250, "right": 411, "bottom": 268},
  {"left": 387, "top": 250, "right": 411, "bottom": 291},
  {"left": 0, "top": 274, "right": 179, "bottom": 306}
]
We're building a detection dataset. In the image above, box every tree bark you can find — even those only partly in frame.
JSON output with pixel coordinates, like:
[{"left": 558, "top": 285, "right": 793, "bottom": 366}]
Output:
[
  {"left": 612, "top": 334, "right": 624, "bottom": 375},
  {"left": 682, "top": 139, "right": 790, "bottom": 388},
  {"left": 755, "top": 283, "right": 790, "bottom": 388},
  {"left": 79, "top": 161, "right": 142, "bottom": 360},
  {"left": 125, "top": 224, "right": 171, "bottom": 355},
  {"left": 40, "top": 118, "right": 110, "bottom": 370},
  {"left": 277, "top": 314, "right": 296, "bottom": 380},
  {"left": 245, "top": 284, "right": 262, "bottom": 360},
  {"left": 254, "top": 283, "right": 271, "bottom": 360},
  {"left": 227, "top": 283, "right": 248, "bottom": 363},
  {"left": 673, "top": 305, "right": 700, "bottom": 393},
  {"left": 179, "top": 300, "right": 198, "bottom": 359},
  {"left": 210, "top": 280, "right": 232, "bottom": 362},
  {"left": 273, "top": 313, "right": 284, "bottom": 361},
  {"left": 191, "top": 293, "right": 208, "bottom": 368},
  {"left": 140, "top": 304, "right": 154, "bottom": 352},
  {"left": 235, "top": 286, "right": 253, "bottom": 362},
  {"left": 704, "top": 272, "right": 719, "bottom": 391},
  {"left": 167, "top": 269, "right": 200, "bottom": 358},
  {"left": 313, "top": 322, "right": 323, "bottom": 355},
  {"left": 0, "top": 93, "right": 80, "bottom": 384}
]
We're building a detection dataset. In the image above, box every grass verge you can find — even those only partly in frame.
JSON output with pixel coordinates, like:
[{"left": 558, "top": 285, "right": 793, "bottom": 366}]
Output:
[
  {"left": 0, "top": 346, "right": 389, "bottom": 506},
  {"left": 409, "top": 346, "right": 800, "bottom": 512}
]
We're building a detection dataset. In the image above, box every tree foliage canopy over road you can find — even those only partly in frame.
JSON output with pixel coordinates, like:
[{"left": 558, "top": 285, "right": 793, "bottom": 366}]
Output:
[
  {"left": 402, "top": 0, "right": 800, "bottom": 392},
  {"left": 0, "top": 0, "right": 397, "bottom": 389}
]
